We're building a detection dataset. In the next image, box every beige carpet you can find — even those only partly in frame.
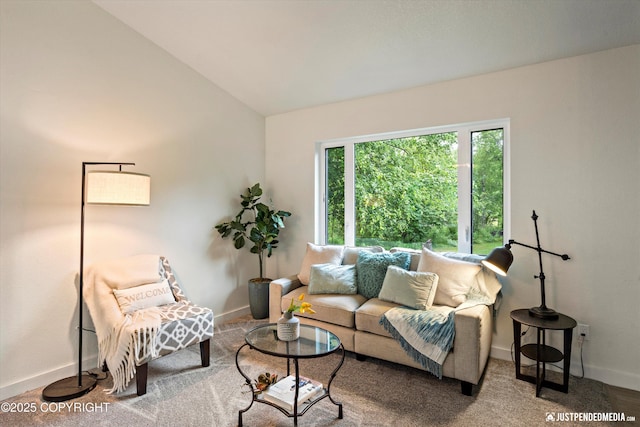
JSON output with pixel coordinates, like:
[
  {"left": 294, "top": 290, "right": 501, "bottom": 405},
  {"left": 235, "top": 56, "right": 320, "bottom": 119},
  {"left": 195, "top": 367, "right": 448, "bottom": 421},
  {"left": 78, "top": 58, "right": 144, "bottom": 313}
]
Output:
[{"left": 0, "top": 316, "right": 621, "bottom": 426}]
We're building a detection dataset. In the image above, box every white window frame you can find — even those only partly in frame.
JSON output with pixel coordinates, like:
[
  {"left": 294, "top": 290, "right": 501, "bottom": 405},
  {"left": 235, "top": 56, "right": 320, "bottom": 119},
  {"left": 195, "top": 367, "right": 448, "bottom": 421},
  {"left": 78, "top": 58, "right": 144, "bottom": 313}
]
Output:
[{"left": 315, "top": 119, "right": 510, "bottom": 252}]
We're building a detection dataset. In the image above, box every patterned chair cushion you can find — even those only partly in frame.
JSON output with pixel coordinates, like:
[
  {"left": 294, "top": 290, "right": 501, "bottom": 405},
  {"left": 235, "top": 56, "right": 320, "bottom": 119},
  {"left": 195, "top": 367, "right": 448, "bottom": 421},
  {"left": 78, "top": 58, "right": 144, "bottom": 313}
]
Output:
[
  {"left": 139, "top": 302, "right": 214, "bottom": 362},
  {"left": 135, "top": 258, "right": 214, "bottom": 364},
  {"left": 160, "top": 256, "right": 189, "bottom": 303}
]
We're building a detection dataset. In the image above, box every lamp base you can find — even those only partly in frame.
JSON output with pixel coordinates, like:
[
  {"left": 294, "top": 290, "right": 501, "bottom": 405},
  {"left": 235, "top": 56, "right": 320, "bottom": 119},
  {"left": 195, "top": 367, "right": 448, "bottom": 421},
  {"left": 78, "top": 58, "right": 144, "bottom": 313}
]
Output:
[
  {"left": 529, "top": 306, "right": 559, "bottom": 320},
  {"left": 42, "top": 374, "right": 97, "bottom": 402}
]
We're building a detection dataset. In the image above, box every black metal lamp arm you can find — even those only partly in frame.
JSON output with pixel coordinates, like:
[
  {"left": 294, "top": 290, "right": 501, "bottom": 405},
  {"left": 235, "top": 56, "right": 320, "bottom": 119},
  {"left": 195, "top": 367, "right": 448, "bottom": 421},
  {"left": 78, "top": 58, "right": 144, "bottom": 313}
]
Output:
[
  {"left": 507, "top": 240, "right": 570, "bottom": 261},
  {"left": 507, "top": 210, "right": 570, "bottom": 319}
]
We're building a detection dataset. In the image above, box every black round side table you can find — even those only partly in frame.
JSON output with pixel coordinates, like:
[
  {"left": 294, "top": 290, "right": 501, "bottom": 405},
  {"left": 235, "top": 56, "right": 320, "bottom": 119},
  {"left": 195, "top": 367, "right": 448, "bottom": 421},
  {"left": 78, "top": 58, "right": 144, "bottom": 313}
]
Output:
[{"left": 510, "top": 309, "right": 577, "bottom": 397}]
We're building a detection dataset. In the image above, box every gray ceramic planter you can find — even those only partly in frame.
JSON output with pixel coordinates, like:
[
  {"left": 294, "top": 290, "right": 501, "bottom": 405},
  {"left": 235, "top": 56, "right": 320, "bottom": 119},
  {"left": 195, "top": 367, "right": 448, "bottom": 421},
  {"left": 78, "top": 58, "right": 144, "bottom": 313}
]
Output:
[{"left": 248, "top": 279, "right": 270, "bottom": 319}]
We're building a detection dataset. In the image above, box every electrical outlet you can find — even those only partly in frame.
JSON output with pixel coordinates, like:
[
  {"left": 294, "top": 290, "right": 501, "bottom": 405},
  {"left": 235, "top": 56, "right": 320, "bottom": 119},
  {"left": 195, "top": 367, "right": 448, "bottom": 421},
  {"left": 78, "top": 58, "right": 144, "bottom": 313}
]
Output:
[{"left": 578, "top": 324, "right": 590, "bottom": 341}]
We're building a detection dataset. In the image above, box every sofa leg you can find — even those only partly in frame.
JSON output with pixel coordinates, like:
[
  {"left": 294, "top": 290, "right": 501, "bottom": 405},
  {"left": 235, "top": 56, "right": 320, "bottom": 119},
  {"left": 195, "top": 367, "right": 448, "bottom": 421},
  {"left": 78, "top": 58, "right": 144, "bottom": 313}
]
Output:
[
  {"left": 461, "top": 381, "right": 473, "bottom": 396},
  {"left": 200, "top": 339, "right": 211, "bottom": 367},
  {"left": 137, "top": 363, "right": 148, "bottom": 396},
  {"left": 356, "top": 354, "right": 367, "bottom": 362}
]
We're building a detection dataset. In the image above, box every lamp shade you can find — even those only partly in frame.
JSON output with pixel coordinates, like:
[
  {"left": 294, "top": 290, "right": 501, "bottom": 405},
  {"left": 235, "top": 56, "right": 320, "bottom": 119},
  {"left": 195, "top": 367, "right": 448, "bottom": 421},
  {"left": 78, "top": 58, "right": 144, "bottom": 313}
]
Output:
[
  {"left": 481, "top": 246, "right": 513, "bottom": 276},
  {"left": 85, "top": 171, "right": 150, "bottom": 205}
]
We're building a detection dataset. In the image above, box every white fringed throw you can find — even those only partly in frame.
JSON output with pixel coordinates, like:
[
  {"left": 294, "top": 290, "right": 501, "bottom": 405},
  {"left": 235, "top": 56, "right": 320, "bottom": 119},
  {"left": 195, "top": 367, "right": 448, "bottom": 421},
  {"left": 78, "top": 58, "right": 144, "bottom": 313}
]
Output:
[{"left": 83, "top": 254, "right": 162, "bottom": 394}]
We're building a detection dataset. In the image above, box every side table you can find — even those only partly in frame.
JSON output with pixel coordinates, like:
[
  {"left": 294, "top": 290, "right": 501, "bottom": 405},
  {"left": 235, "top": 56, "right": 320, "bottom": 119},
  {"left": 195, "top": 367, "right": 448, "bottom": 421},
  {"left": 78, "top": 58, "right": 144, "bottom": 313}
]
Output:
[{"left": 511, "top": 309, "right": 577, "bottom": 397}]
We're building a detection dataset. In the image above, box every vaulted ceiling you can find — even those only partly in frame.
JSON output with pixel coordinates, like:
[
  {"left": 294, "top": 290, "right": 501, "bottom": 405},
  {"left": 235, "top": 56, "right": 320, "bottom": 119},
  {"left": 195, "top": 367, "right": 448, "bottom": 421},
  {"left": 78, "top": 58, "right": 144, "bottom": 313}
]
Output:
[{"left": 94, "top": 0, "right": 640, "bottom": 116}]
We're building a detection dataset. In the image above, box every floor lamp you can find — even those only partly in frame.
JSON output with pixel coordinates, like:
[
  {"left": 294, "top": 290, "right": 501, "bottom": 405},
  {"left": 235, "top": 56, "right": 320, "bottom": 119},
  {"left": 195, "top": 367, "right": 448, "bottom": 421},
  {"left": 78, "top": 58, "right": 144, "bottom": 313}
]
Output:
[
  {"left": 482, "top": 210, "right": 570, "bottom": 320},
  {"left": 42, "top": 162, "right": 150, "bottom": 402}
]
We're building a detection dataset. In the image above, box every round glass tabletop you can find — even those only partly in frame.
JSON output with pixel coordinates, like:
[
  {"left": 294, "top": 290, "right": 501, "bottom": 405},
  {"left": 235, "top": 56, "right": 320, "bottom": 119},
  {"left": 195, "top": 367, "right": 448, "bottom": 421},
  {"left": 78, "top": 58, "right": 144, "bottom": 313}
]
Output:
[{"left": 245, "top": 323, "right": 341, "bottom": 358}]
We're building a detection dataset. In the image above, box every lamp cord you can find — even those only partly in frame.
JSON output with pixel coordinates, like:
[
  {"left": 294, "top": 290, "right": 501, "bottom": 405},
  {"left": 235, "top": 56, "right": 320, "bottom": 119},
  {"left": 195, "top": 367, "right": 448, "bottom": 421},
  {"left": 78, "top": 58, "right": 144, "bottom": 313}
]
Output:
[
  {"left": 87, "top": 370, "right": 108, "bottom": 381},
  {"left": 77, "top": 326, "right": 108, "bottom": 381}
]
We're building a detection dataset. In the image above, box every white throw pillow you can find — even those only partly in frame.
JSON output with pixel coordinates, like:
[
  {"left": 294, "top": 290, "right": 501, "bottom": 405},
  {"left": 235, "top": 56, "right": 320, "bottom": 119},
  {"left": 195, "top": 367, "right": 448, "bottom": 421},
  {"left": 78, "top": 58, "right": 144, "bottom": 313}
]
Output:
[
  {"left": 417, "top": 248, "right": 480, "bottom": 307},
  {"left": 297, "top": 243, "right": 344, "bottom": 285},
  {"left": 378, "top": 265, "right": 439, "bottom": 310},
  {"left": 113, "top": 279, "right": 175, "bottom": 314}
]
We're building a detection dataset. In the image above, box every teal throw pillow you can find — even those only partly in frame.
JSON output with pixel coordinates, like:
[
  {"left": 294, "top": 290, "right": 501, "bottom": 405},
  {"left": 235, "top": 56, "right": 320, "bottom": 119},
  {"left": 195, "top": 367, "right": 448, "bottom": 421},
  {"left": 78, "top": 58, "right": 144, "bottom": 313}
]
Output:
[
  {"left": 308, "top": 263, "right": 357, "bottom": 295},
  {"left": 378, "top": 266, "right": 439, "bottom": 310},
  {"left": 356, "top": 251, "right": 411, "bottom": 299}
]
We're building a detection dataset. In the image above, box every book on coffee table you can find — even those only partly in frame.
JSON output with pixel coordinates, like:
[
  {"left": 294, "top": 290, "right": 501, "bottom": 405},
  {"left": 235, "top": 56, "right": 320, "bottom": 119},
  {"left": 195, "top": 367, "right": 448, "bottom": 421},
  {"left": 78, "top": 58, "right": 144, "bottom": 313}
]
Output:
[{"left": 262, "top": 375, "right": 323, "bottom": 411}]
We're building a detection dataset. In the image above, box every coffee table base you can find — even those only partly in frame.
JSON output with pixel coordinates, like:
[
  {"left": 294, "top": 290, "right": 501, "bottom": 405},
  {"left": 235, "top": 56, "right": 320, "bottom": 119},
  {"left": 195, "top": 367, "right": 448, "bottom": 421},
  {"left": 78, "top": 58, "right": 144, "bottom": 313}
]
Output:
[{"left": 236, "top": 342, "right": 344, "bottom": 426}]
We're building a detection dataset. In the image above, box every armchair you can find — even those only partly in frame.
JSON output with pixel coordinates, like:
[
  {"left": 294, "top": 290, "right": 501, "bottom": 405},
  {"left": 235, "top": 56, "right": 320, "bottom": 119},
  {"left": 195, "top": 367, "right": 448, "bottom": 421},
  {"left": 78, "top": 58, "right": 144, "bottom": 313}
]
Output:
[{"left": 83, "top": 254, "right": 214, "bottom": 395}]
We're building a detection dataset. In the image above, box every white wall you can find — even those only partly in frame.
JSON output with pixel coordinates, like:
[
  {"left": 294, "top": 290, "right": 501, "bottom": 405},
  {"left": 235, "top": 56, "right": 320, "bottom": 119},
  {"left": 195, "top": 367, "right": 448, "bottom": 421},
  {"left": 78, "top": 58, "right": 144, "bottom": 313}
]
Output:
[
  {"left": 0, "top": 1, "right": 264, "bottom": 399},
  {"left": 265, "top": 45, "right": 640, "bottom": 391}
]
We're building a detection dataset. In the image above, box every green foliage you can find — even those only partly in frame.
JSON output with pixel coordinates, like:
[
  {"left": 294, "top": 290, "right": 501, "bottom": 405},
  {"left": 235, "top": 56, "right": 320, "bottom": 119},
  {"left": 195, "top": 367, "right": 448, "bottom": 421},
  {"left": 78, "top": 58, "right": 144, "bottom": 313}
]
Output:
[
  {"left": 215, "top": 183, "right": 292, "bottom": 279},
  {"left": 327, "top": 130, "right": 504, "bottom": 254},
  {"left": 354, "top": 133, "right": 458, "bottom": 247},
  {"left": 471, "top": 129, "right": 504, "bottom": 248},
  {"left": 326, "top": 147, "right": 345, "bottom": 244}
]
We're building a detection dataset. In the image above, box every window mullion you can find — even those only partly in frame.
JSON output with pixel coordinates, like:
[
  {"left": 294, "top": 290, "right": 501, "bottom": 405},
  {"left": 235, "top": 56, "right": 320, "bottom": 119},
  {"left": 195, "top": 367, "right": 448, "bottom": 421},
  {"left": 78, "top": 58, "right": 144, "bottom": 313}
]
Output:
[
  {"left": 317, "top": 146, "right": 328, "bottom": 244},
  {"left": 458, "top": 130, "right": 472, "bottom": 253},
  {"left": 344, "top": 142, "right": 355, "bottom": 246}
]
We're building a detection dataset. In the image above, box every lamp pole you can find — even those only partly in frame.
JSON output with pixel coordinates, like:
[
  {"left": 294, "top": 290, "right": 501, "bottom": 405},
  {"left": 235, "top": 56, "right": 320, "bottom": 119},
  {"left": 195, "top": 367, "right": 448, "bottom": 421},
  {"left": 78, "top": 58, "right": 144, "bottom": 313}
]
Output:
[
  {"left": 42, "top": 162, "right": 138, "bottom": 402},
  {"left": 506, "top": 211, "right": 570, "bottom": 319},
  {"left": 78, "top": 163, "right": 134, "bottom": 387}
]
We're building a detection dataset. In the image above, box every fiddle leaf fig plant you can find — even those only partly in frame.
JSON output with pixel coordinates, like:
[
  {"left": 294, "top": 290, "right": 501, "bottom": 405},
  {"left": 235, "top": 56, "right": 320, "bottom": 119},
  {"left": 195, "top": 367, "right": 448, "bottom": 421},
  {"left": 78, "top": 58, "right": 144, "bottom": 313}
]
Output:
[{"left": 215, "top": 183, "right": 292, "bottom": 281}]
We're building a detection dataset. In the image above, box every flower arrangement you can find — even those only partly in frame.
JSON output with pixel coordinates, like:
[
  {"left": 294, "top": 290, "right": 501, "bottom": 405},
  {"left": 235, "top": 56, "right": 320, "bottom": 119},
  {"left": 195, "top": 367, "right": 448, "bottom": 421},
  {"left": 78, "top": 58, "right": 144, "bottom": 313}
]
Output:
[{"left": 286, "top": 293, "right": 315, "bottom": 314}]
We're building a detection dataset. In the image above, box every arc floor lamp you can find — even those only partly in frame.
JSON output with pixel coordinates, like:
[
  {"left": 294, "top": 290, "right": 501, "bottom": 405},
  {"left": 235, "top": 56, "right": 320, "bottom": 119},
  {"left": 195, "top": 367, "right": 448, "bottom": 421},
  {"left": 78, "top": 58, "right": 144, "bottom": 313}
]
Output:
[
  {"left": 42, "top": 162, "right": 150, "bottom": 402},
  {"left": 482, "top": 210, "right": 570, "bottom": 320}
]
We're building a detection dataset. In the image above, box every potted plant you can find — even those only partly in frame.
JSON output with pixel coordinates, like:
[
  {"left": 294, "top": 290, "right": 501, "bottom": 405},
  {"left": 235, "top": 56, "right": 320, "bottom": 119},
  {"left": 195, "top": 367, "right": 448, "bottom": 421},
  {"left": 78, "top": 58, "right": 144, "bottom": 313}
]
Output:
[{"left": 215, "top": 183, "right": 292, "bottom": 319}]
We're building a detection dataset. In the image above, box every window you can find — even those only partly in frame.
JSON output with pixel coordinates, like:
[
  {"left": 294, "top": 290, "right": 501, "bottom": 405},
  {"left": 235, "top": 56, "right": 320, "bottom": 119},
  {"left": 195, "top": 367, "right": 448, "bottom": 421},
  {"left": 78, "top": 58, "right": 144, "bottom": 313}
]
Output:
[{"left": 317, "top": 120, "right": 509, "bottom": 255}]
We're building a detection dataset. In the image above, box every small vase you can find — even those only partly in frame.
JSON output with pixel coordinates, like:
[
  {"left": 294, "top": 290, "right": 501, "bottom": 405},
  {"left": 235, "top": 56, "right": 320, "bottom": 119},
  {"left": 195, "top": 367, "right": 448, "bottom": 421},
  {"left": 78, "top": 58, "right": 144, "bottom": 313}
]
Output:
[{"left": 277, "top": 311, "right": 300, "bottom": 341}]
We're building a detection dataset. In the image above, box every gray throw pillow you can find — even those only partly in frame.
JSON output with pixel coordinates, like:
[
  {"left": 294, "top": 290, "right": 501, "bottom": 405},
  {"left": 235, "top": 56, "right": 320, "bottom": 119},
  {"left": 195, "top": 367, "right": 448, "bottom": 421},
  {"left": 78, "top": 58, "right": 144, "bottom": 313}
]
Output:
[
  {"left": 308, "top": 263, "right": 357, "bottom": 294},
  {"left": 378, "top": 266, "right": 439, "bottom": 310}
]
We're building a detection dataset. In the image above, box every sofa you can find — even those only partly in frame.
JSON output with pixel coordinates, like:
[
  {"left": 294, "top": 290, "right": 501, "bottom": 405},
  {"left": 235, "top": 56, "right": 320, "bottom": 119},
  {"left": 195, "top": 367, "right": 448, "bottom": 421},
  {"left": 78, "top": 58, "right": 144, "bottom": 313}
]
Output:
[{"left": 269, "top": 244, "right": 502, "bottom": 396}]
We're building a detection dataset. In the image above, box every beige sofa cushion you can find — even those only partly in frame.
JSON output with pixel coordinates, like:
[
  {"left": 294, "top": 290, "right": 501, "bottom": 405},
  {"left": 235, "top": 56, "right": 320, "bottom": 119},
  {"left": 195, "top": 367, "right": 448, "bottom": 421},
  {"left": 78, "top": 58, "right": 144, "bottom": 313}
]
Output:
[
  {"left": 417, "top": 248, "right": 480, "bottom": 307},
  {"left": 281, "top": 285, "right": 367, "bottom": 328},
  {"left": 355, "top": 298, "right": 399, "bottom": 337},
  {"left": 297, "top": 243, "right": 345, "bottom": 285},
  {"left": 342, "top": 245, "right": 384, "bottom": 265}
]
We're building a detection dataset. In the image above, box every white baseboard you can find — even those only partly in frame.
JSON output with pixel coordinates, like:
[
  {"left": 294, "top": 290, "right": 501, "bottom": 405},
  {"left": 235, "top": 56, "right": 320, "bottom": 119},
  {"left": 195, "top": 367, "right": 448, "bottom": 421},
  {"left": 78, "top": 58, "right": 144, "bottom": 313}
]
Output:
[
  {"left": 0, "top": 306, "right": 254, "bottom": 401},
  {"left": 490, "top": 345, "right": 640, "bottom": 392},
  {"left": 214, "top": 305, "right": 252, "bottom": 324},
  {"left": 0, "top": 354, "right": 100, "bottom": 401},
  {"left": 7, "top": 314, "right": 635, "bottom": 401}
]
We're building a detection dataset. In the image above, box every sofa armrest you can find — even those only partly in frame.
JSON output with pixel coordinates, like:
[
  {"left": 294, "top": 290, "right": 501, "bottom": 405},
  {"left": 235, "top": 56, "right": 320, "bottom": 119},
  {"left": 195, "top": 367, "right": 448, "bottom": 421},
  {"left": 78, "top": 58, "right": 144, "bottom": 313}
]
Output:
[
  {"left": 269, "top": 275, "right": 302, "bottom": 322},
  {"left": 451, "top": 304, "right": 493, "bottom": 384}
]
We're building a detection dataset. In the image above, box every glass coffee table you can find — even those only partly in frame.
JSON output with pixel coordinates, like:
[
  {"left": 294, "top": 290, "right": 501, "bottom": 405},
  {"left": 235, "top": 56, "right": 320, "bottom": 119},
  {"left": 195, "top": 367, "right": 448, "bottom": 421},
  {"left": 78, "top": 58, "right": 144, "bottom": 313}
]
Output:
[{"left": 236, "top": 323, "right": 344, "bottom": 426}]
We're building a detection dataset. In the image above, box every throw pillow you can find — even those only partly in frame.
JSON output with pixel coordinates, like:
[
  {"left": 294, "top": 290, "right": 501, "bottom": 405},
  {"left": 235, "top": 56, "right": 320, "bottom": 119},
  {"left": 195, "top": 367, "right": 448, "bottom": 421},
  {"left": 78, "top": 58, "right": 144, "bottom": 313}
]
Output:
[
  {"left": 356, "top": 251, "right": 411, "bottom": 299},
  {"left": 390, "top": 247, "right": 421, "bottom": 271},
  {"left": 342, "top": 246, "right": 385, "bottom": 265},
  {"left": 113, "top": 279, "right": 175, "bottom": 314},
  {"left": 297, "top": 243, "right": 345, "bottom": 285},
  {"left": 308, "top": 263, "right": 357, "bottom": 295},
  {"left": 417, "top": 248, "right": 481, "bottom": 307},
  {"left": 378, "top": 265, "right": 439, "bottom": 310}
]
